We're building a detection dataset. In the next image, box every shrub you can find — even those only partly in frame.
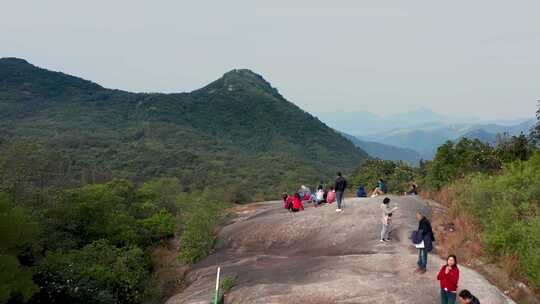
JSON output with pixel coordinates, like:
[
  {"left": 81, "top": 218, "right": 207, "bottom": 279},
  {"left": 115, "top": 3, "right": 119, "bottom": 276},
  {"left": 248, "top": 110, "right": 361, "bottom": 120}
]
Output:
[
  {"left": 351, "top": 159, "right": 416, "bottom": 193},
  {"left": 221, "top": 276, "right": 236, "bottom": 293},
  {"left": 178, "top": 193, "right": 229, "bottom": 264},
  {"left": 452, "top": 152, "right": 540, "bottom": 290},
  {"left": 141, "top": 209, "right": 176, "bottom": 241},
  {"left": 423, "top": 138, "right": 501, "bottom": 190},
  {"left": 35, "top": 240, "right": 149, "bottom": 304}
]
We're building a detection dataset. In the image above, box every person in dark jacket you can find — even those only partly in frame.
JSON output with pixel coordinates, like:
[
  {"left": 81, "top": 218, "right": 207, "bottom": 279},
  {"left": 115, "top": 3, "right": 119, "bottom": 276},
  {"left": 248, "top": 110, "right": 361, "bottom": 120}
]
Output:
[
  {"left": 406, "top": 183, "right": 418, "bottom": 195},
  {"left": 458, "top": 290, "right": 480, "bottom": 304},
  {"left": 437, "top": 254, "right": 460, "bottom": 304},
  {"left": 334, "top": 172, "right": 347, "bottom": 212},
  {"left": 415, "top": 210, "right": 435, "bottom": 274},
  {"left": 356, "top": 185, "right": 367, "bottom": 198}
]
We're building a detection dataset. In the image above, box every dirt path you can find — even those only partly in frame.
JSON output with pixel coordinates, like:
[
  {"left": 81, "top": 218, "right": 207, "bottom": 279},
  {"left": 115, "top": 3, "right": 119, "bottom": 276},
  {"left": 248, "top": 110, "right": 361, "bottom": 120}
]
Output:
[{"left": 166, "top": 196, "right": 515, "bottom": 304}]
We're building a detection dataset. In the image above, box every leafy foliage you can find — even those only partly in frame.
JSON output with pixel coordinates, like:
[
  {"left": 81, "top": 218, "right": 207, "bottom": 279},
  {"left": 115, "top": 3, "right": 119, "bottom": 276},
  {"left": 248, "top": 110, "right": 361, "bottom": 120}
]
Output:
[
  {"left": 452, "top": 153, "right": 540, "bottom": 290},
  {"left": 34, "top": 240, "right": 149, "bottom": 304},
  {"left": 0, "top": 195, "right": 39, "bottom": 303},
  {"left": 178, "top": 192, "right": 230, "bottom": 263},
  {"left": 496, "top": 133, "right": 535, "bottom": 163},
  {"left": 422, "top": 138, "right": 501, "bottom": 190},
  {"left": 351, "top": 159, "right": 416, "bottom": 193},
  {"left": 531, "top": 100, "right": 540, "bottom": 144}
]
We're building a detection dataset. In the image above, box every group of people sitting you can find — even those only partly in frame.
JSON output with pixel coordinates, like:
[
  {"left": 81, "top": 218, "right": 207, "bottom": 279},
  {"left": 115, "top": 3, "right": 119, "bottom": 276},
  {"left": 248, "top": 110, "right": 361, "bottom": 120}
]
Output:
[
  {"left": 353, "top": 178, "right": 388, "bottom": 198},
  {"left": 355, "top": 179, "right": 418, "bottom": 198},
  {"left": 281, "top": 183, "right": 337, "bottom": 212}
]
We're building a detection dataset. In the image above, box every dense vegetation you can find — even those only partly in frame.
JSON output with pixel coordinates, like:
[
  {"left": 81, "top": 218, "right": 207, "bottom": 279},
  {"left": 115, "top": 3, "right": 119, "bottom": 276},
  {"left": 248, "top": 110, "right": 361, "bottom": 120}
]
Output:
[
  {"left": 0, "top": 58, "right": 368, "bottom": 202},
  {"left": 452, "top": 155, "right": 540, "bottom": 290},
  {"left": 0, "top": 149, "right": 228, "bottom": 303},
  {"left": 422, "top": 133, "right": 535, "bottom": 191},
  {"left": 417, "top": 105, "right": 540, "bottom": 292},
  {"left": 351, "top": 159, "right": 416, "bottom": 194}
]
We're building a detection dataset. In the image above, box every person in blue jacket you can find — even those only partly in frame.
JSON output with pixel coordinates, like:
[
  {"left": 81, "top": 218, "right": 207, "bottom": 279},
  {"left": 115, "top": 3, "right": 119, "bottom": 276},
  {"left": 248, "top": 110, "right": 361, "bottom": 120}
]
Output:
[{"left": 356, "top": 185, "right": 367, "bottom": 197}]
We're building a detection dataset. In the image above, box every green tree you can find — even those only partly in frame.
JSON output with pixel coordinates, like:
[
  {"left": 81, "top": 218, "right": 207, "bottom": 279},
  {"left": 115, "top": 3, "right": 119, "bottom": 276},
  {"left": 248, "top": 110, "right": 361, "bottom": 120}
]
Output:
[
  {"left": 140, "top": 209, "right": 176, "bottom": 241},
  {"left": 35, "top": 240, "right": 149, "bottom": 304},
  {"left": 0, "top": 194, "right": 40, "bottom": 303},
  {"left": 351, "top": 159, "right": 416, "bottom": 193},
  {"left": 424, "top": 138, "right": 500, "bottom": 190},
  {"left": 496, "top": 133, "right": 534, "bottom": 163},
  {"left": 531, "top": 100, "right": 540, "bottom": 144},
  {"left": 0, "top": 140, "right": 70, "bottom": 208}
]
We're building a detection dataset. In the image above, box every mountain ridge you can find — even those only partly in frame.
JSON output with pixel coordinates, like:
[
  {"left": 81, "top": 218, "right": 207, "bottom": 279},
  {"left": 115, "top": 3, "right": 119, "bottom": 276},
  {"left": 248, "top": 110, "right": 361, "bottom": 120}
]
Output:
[{"left": 0, "top": 58, "right": 369, "bottom": 200}]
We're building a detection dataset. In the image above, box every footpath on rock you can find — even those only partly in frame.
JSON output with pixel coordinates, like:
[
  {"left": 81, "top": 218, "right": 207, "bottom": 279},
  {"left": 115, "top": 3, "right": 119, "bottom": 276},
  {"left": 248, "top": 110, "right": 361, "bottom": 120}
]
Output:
[{"left": 167, "top": 196, "right": 515, "bottom": 304}]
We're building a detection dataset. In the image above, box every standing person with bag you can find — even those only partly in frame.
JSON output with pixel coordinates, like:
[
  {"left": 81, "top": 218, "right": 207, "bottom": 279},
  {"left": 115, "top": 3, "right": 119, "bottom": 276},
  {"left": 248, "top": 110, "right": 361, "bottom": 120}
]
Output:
[
  {"left": 415, "top": 210, "right": 435, "bottom": 274},
  {"left": 334, "top": 172, "right": 347, "bottom": 212},
  {"left": 437, "top": 255, "right": 460, "bottom": 304}
]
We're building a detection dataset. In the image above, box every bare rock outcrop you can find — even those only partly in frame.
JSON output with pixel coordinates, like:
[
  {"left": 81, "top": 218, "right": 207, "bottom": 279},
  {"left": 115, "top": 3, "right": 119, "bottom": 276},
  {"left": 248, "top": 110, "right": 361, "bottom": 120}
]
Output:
[{"left": 167, "top": 196, "right": 514, "bottom": 304}]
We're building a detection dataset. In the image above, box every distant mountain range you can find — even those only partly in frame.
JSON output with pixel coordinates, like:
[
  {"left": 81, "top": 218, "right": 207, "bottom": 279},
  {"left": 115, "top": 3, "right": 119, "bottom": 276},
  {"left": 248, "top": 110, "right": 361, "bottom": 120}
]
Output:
[
  {"left": 359, "top": 120, "right": 536, "bottom": 159},
  {"left": 341, "top": 133, "right": 422, "bottom": 165},
  {"left": 0, "top": 58, "right": 369, "bottom": 198},
  {"left": 317, "top": 109, "right": 536, "bottom": 162}
]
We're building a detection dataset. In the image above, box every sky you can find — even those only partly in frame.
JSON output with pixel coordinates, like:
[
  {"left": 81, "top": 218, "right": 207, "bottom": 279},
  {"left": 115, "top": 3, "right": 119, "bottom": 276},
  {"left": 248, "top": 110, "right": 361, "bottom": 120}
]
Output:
[{"left": 1, "top": 1, "right": 538, "bottom": 120}]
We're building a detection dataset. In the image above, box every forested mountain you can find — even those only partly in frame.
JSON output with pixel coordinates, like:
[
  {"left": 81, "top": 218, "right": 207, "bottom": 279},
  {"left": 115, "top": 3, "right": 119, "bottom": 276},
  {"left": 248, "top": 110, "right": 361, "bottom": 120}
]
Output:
[{"left": 0, "top": 58, "right": 369, "bottom": 200}]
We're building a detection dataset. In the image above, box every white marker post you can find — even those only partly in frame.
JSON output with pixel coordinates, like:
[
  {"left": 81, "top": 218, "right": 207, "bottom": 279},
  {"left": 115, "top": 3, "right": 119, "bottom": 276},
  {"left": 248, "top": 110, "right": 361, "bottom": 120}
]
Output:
[{"left": 213, "top": 267, "right": 221, "bottom": 304}]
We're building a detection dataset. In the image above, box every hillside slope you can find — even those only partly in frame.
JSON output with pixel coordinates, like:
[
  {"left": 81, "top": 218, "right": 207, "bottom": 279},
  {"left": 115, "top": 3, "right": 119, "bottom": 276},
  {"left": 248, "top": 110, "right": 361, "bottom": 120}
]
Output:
[{"left": 0, "top": 58, "right": 369, "bottom": 199}]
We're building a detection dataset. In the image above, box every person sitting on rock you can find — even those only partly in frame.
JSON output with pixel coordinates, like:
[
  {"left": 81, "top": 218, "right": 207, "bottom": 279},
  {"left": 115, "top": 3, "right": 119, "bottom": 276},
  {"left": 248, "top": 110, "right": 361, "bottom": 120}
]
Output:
[
  {"left": 380, "top": 197, "right": 398, "bottom": 242},
  {"left": 371, "top": 179, "right": 387, "bottom": 197},
  {"left": 282, "top": 192, "right": 293, "bottom": 210},
  {"left": 405, "top": 183, "right": 418, "bottom": 195},
  {"left": 290, "top": 192, "right": 304, "bottom": 212},
  {"left": 437, "top": 254, "right": 460, "bottom": 304},
  {"left": 458, "top": 290, "right": 480, "bottom": 304},
  {"left": 356, "top": 184, "right": 367, "bottom": 197},
  {"left": 326, "top": 186, "right": 336, "bottom": 204},
  {"left": 298, "top": 185, "right": 311, "bottom": 201},
  {"left": 313, "top": 188, "right": 325, "bottom": 205}
]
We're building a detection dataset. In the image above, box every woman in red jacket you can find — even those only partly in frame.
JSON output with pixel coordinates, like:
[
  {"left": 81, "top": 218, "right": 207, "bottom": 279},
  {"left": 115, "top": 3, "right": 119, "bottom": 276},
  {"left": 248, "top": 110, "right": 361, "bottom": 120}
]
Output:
[
  {"left": 291, "top": 193, "right": 304, "bottom": 212},
  {"left": 437, "top": 254, "right": 460, "bottom": 304}
]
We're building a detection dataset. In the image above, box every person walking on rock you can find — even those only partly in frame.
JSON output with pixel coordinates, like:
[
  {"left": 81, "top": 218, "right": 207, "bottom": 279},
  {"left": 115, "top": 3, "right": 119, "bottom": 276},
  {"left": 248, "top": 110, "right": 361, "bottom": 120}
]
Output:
[
  {"left": 380, "top": 197, "right": 398, "bottom": 242},
  {"left": 334, "top": 172, "right": 347, "bottom": 212},
  {"left": 437, "top": 254, "right": 460, "bottom": 304},
  {"left": 415, "top": 210, "right": 435, "bottom": 274},
  {"left": 458, "top": 290, "right": 480, "bottom": 304}
]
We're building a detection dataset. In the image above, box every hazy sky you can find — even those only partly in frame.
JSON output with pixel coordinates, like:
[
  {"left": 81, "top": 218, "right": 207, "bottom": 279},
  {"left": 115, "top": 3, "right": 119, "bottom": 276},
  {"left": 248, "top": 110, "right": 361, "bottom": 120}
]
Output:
[{"left": 1, "top": 1, "right": 538, "bottom": 119}]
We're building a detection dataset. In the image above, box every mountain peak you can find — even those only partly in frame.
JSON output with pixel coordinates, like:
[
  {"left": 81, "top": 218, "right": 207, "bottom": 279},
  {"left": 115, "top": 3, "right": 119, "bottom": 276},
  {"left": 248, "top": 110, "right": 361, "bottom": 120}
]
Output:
[
  {"left": 0, "top": 57, "right": 29, "bottom": 64},
  {"left": 0, "top": 57, "right": 33, "bottom": 68},
  {"left": 222, "top": 69, "right": 272, "bottom": 87},
  {"left": 198, "top": 69, "right": 278, "bottom": 96}
]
